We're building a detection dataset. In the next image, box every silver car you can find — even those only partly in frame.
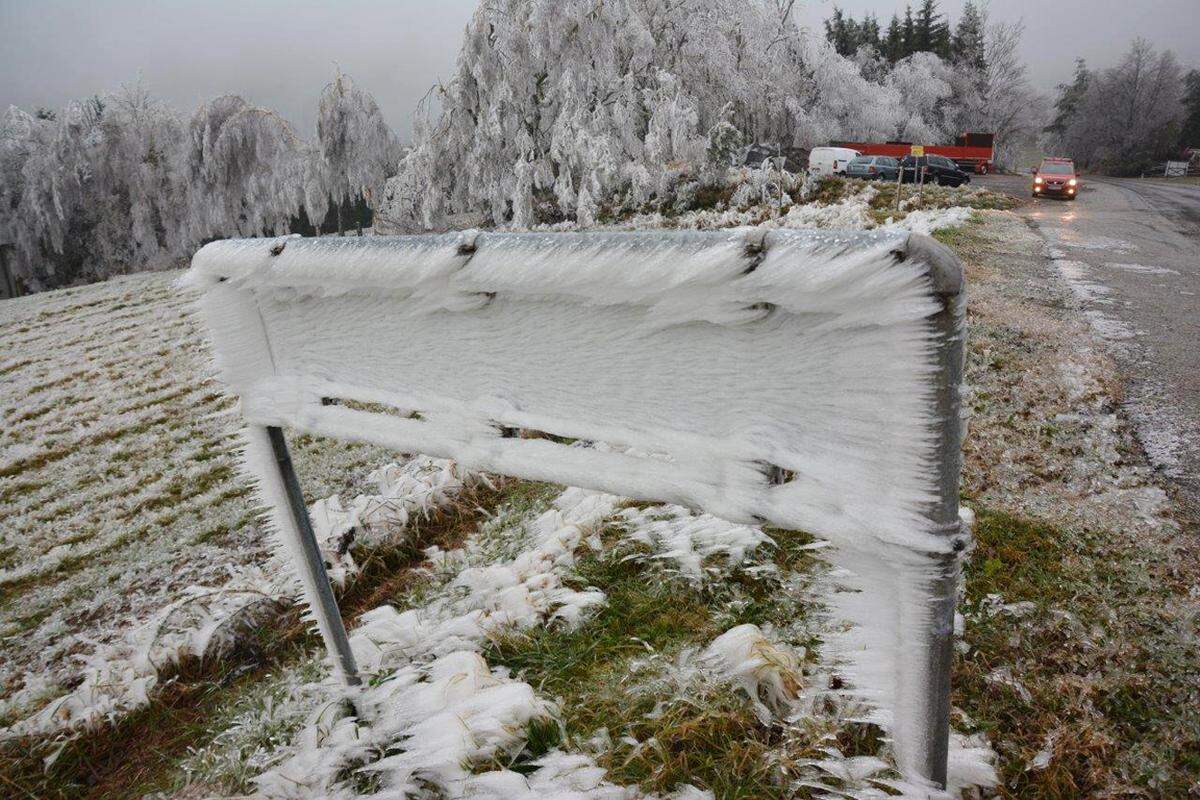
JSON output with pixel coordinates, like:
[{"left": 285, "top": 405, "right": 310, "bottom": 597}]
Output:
[{"left": 845, "top": 155, "right": 901, "bottom": 181}]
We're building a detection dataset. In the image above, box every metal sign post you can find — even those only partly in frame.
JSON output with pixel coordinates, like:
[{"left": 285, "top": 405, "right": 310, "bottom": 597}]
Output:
[
  {"left": 912, "top": 145, "right": 927, "bottom": 195},
  {"left": 264, "top": 425, "right": 361, "bottom": 686}
]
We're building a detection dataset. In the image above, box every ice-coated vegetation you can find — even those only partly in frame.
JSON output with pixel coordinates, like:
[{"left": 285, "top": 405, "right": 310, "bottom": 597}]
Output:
[
  {"left": 380, "top": 0, "right": 1033, "bottom": 230},
  {"left": 0, "top": 273, "right": 401, "bottom": 733},
  {"left": 5, "top": 207, "right": 1198, "bottom": 798},
  {"left": 1043, "top": 39, "right": 1188, "bottom": 174},
  {"left": 309, "top": 70, "right": 403, "bottom": 235},
  {"left": 0, "top": 67, "right": 398, "bottom": 293},
  {"left": 2, "top": 0, "right": 1038, "bottom": 293}
]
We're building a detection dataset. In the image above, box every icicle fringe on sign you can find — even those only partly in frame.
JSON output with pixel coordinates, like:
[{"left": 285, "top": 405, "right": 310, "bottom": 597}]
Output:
[{"left": 185, "top": 225, "right": 968, "bottom": 789}]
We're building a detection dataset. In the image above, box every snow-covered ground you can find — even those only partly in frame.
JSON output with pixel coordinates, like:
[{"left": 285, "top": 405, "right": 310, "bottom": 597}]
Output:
[
  {"left": 0, "top": 274, "right": 395, "bottom": 726},
  {"left": 13, "top": 189, "right": 1128, "bottom": 800}
]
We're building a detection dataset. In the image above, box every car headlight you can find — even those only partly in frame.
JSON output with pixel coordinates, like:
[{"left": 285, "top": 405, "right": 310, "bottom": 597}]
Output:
[
  {"left": 1068, "top": 178, "right": 1077, "bottom": 186},
  {"left": 1034, "top": 176, "right": 1043, "bottom": 184}
]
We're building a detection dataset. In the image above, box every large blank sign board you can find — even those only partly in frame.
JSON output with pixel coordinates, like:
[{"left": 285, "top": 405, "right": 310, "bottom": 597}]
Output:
[{"left": 187, "top": 227, "right": 967, "bottom": 788}]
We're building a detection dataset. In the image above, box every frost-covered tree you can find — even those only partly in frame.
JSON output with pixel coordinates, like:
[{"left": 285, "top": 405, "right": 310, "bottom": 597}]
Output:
[
  {"left": 1180, "top": 70, "right": 1200, "bottom": 151},
  {"left": 945, "top": 20, "right": 1042, "bottom": 167},
  {"left": 706, "top": 102, "right": 747, "bottom": 168},
  {"left": 1043, "top": 59, "right": 1090, "bottom": 152},
  {"left": 11, "top": 87, "right": 188, "bottom": 290},
  {"left": 1050, "top": 40, "right": 1185, "bottom": 173},
  {"left": 887, "top": 52, "right": 953, "bottom": 142},
  {"left": 381, "top": 0, "right": 934, "bottom": 229},
  {"left": 310, "top": 70, "right": 401, "bottom": 235},
  {"left": 0, "top": 107, "right": 45, "bottom": 255},
  {"left": 183, "top": 95, "right": 305, "bottom": 243}
]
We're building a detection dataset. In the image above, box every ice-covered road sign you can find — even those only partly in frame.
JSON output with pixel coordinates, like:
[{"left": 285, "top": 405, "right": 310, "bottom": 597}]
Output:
[{"left": 186, "top": 227, "right": 967, "bottom": 789}]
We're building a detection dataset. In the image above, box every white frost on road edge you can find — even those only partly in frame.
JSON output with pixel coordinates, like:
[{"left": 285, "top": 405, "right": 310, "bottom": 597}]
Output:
[{"left": 1042, "top": 240, "right": 1189, "bottom": 501}]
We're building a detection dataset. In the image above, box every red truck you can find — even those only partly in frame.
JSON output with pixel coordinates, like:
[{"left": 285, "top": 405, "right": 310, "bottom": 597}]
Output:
[{"left": 833, "top": 133, "right": 995, "bottom": 175}]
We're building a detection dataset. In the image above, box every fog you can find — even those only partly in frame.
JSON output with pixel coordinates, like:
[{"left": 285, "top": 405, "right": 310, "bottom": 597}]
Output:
[{"left": 2, "top": 0, "right": 1197, "bottom": 140}]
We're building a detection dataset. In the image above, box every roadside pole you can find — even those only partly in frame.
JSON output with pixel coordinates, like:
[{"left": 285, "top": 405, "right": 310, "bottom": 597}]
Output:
[{"left": 914, "top": 145, "right": 926, "bottom": 198}]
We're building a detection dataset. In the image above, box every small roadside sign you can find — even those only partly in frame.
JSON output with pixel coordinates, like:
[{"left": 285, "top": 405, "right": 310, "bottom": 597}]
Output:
[
  {"left": 1165, "top": 161, "right": 1188, "bottom": 177},
  {"left": 911, "top": 145, "right": 925, "bottom": 157}
]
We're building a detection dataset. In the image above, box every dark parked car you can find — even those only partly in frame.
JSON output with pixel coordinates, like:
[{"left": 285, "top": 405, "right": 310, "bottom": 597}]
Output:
[
  {"left": 845, "top": 155, "right": 901, "bottom": 181},
  {"left": 900, "top": 155, "right": 971, "bottom": 187},
  {"left": 741, "top": 143, "right": 810, "bottom": 174}
]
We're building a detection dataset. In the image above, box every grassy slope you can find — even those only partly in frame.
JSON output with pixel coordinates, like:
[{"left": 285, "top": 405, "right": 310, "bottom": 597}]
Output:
[
  {"left": 0, "top": 272, "right": 394, "bottom": 719},
  {"left": 3, "top": 199, "right": 1197, "bottom": 798}
]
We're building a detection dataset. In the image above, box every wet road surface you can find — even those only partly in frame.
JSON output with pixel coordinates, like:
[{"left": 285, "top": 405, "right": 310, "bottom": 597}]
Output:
[{"left": 978, "top": 173, "right": 1200, "bottom": 522}]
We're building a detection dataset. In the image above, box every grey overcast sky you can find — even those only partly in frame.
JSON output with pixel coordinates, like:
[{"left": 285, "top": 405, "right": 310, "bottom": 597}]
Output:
[{"left": 2, "top": 0, "right": 1198, "bottom": 141}]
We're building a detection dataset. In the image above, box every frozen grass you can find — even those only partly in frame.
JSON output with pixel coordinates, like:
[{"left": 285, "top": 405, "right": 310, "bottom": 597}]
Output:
[
  {"left": 528, "top": 174, "right": 1014, "bottom": 233},
  {"left": 0, "top": 272, "right": 397, "bottom": 726},
  {"left": 482, "top": 523, "right": 825, "bottom": 797},
  {"left": 942, "top": 215, "right": 1200, "bottom": 796},
  {"left": 957, "top": 509, "right": 1200, "bottom": 797},
  {"left": 0, "top": 472, "right": 526, "bottom": 799},
  {"left": 2, "top": 206, "right": 1195, "bottom": 799}
]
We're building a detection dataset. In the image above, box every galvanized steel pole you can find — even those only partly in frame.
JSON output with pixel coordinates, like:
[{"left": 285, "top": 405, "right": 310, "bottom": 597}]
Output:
[
  {"left": 905, "top": 234, "right": 967, "bottom": 789},
  {"left": 266, "top": 425, "right": 361, "bottom": 687}
]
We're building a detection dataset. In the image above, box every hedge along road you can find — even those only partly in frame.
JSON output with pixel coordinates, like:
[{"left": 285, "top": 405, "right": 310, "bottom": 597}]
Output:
[{"left": 979, "top": 172, "right": 1200, "bottom": 523}]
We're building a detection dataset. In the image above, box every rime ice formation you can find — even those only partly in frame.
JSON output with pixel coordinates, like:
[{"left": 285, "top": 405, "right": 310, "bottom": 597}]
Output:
[
  {"left": 2, "top": 455, "right": 473, "bottom": 738},
  {"left": 615, "top": 505, "right": 773, "bottom": 581},
  {"left": 187, "top": 225, "right": 970, "bottom": 789},
  {"left": 308, "top": 70, "right": 403, "bottom": 231},
  {"left": 380, "top": 0, "right": 1033, "bottom": 229},
  {"left": 703, "top": 624, "right": 804, "bottom": 724},
  {"left": 188, "top": 228, "right": 960, "bottom": 551}
]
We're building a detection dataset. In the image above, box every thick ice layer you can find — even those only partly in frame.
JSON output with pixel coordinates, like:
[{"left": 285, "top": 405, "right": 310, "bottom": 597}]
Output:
[
  {"left": 187, "top": 227, "right": 969, "bottom": 789},
  {"left": 188, "top": 228, "right": 958, "bottom": 555}
]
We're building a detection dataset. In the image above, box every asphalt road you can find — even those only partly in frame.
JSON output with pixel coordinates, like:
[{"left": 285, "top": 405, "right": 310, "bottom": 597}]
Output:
[{"left": 978, "top": 173, "right": 1200, "bottom": 522}]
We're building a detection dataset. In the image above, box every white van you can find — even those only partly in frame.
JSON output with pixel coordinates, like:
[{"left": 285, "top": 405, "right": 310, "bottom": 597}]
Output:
[{"left": 807, "top": 146, "right": 862, "bottom": 177}]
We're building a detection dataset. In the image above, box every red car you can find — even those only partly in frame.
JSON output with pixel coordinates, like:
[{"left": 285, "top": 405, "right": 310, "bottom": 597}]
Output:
[{"left": 1033, "top": 158, "right": 1079, "bottom": 200}]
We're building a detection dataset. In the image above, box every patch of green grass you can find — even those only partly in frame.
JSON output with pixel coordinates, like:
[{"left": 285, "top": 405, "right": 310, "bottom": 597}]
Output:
[
  {"left": 481, "top": 526, "right": 824, "bottom": 798},
  {"left": 810, "top": 176, "right": 853, "bottom": 205},
  {"left": 955, "top": 507, "right": 1200, "bottom": 797},
  {"left": 931, "top": 216, "right": 983, "bottom": 247}
]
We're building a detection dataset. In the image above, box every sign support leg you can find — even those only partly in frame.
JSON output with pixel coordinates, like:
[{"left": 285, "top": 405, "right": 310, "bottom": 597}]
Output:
[
  {"left": 263, "top": 425, "right": 362, "bottom": 687},
  {"left": 899, "top": 238, "right": 967, "bottom": 790}
]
